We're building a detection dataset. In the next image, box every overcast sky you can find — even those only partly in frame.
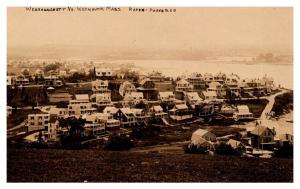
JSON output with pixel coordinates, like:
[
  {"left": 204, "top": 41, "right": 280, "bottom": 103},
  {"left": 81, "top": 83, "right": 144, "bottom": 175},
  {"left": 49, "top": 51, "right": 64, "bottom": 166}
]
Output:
[{"left": 7, "top": 7, "right": 293, "bottom": 52}]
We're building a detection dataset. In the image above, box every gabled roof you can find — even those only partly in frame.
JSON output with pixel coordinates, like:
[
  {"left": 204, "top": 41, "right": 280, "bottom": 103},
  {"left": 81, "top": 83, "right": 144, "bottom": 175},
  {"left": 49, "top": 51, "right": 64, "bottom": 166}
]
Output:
[
  {"left": 186, "top": 92, "right": 201, "bottom": 100},
  {"left": 159, "top": 91, "right": 174, "bottom": 98},
  {"left": 175, "top": 104, "right": 188, "bottom": 110},
  {"left": 192, "top": 128, "right": 209, "bottom": 137},
  {"left": 191, "top": 137, "right": 212, "bottom": 146},
  {"left": 227, "top": 139, "right": 244, "bottom": 149},
  {"left": 91, "top": 79, "right": 108, "bottom": 87},
  {"left": 177, "top": 79, "right": 189, "bottom": 85},
  {"left": 250, "top": 126, "right": 273, "bottom": 136},
  {"left": 208, "top": 81, "right": 222, "bottom": 88},
  {"left": 202, "top": 91, "right": 217, "bottom": 97},
  {"left": 103, "top": 106, "right": 118, "bottom": 114},
  {"left": 90, "top": 93, "right": 111, "bottom": 99},
  {"left": 75, "top": 94, "right": 89, "bottom": 101},
  {"left": 120, "top": 108, "right": 135, "bottom": 116},
  {"left": 49, "top": 107, "right": 67, "bottom": 115},
  {"left": 82, "top": 114, "right": 98, "bottom": 123},
  {"left": 237, "top": 105, "right": 250, "bottom": 113},
  {"left": 131, "top": 108, "right": 144, "bottom": 115},
  {"left": 152, "top": 105, "right": 163, "bottom": 112},
  {"left": 140, "top": 78, "right": 152, "bottom": 85}
]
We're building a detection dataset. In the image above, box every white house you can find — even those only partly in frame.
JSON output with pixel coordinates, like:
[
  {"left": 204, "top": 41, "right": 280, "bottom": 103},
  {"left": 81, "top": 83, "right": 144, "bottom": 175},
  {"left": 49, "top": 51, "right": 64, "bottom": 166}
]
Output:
[
  {"left": 15, "top": 74, "right": 29, "bottom": 85},
  {"left": 185, "top": 92, "right": 202, "bottom": 107},
  {"left": 175, "top": 79, "right": 193, "bottom": 92},
  {"left": 203, "top": 73, "right": 214, "bottom": 84},
  {"left": 47, "top": 117, "right": 60, "bottom": 141},
  {"left": 201, "top": 91, "right": 217, "bottom": 101},
  {"left": 91, "top": 79, "right": 110, "bottom": 94},
  {"left": 207, "top": 81, "right": 226, "bottom": 97},
  {"left": 159, "top": 91, "right": 175, "bottom": 103},
  {"left": 83, "top": 113, "right": 120, "bottom": 131},
  {"left": 114, "top": 108, "right": 137, "bottom": 127},
  {"left": 233, "top": 105, "right": 253, "bottom": 121},
  {"left": 119, "top": 81, "right": 137, "bottom": 97},
  {"left": 103, "top": 106, "right": 119, "bottom": 115},
  {"left": 124, "top": 92, "right": 145, "bottom": 104},
  {"left": 27, "top": 114, "right": 50, "bottom": 132},
  {"left": 90, "top": 93, "right": 112, "bottom": 106},
  {"left": 169, "top": 104, "right": 193, "bottom": 121},
  {"left": 131, "top": 108, "right": 149, "bottom": 124},
  {"left": 69, "top": 94, "right": 90, "bottom": 105},
  {"left": 68, "top": 102, "right": 96, "bottom": 116},
  {"left": 49, "top": 107, "right": 68, "bottom": 117},
  {"left": 7, "top": 76, "right": 16, "bottom": 86},
  {"left": 150, "top": 105, "right": 167, "bottom": 118},
  {"left": 225, "top": 73, "right": 240, "bottom": 84},
  {"left": 187, "top": 73, "right": 205, "bottom": 91},
  {"left": 59, "top": 70, "right": 67, "bottom": 78},
  {"left": 95, "top": 68, "right": 114, "bottom": 77},
  {"left": 84, "top": 122, "right": 106, "bottom": 136}
]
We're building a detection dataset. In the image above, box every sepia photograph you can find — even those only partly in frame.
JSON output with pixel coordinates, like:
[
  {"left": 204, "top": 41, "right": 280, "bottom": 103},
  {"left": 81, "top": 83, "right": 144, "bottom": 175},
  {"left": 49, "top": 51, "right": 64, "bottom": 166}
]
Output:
[{"left": 6, "top": 7, "right": 293, "bottom": 182}]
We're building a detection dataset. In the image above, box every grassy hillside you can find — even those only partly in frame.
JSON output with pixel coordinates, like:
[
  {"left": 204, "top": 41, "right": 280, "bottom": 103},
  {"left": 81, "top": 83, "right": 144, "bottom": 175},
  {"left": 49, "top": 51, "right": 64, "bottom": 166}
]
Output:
[
  {"left": 272, "top": 91, "right": 293, "bottom": 116},
  {"left": 7, "top": 148, "right": 293, "bottom": 182}
]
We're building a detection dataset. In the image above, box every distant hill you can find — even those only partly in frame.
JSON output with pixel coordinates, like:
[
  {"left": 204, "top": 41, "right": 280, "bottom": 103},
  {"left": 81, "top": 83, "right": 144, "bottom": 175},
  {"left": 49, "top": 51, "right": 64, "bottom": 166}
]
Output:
[{"left": 8, "top": 45, "right": 292, "bottom": 62}]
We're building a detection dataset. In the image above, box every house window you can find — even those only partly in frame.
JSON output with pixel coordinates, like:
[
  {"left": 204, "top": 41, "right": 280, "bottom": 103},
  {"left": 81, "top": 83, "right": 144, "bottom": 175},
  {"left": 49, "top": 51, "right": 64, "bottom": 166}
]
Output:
[{"left": 38, "top": 122, "right": 43, "bottom": 125}]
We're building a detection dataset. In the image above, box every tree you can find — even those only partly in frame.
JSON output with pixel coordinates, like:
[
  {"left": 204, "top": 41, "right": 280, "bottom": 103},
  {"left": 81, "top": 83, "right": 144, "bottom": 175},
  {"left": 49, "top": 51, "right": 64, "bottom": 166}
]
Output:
[
  {"left": 135, "top": 101, "right": 147, "bottom": 109},
  {"left": 214, "top": 142, "right": 237, "bottom": 155},
  {"left": 44, "top": 63, "right": 60, "bottom": 73},
  {"left": 58, "top": 117, "right": 86, "bottom": 149},
  {"left": 273, "top": 143, "right": 293, "bottom": 158},
  {"left": 104, "top": 134, "right": 133, "bottom": 151},
  {"left": 58, "top": 117, "right": 85, "bottom": 136},
  {"left": 22, "top": 69, "right": 30, "bottom": 76}
]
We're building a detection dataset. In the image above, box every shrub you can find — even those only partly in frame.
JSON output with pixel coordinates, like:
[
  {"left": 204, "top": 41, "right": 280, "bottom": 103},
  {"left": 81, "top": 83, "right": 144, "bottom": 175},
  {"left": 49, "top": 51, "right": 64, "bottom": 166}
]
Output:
[
  {"left": 104, "top": 134, "right": 133, "bottom": 151},
  {"left": 273, "top": 143, "right": 293, "bottom": 158},
  {"left": 131, "top": 125, "right": 161, "bottom": 139},
  {"left": 183, "top": 143, "right": 208, "bottom": 154},
  {"left": 214, "top": 142, "right": 237, "bottom": 155}
]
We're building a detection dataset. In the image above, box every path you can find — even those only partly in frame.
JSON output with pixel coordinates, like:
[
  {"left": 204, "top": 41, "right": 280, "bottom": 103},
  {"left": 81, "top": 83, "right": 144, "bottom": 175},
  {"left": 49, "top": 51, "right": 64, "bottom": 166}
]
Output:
[{"left": 259, "top": 89, "right": 289, "bottom": 121}]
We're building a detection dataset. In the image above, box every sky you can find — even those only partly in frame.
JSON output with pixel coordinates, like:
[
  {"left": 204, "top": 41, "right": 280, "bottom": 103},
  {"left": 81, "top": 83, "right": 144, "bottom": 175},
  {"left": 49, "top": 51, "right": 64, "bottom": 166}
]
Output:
[{"left": 7, "top": 7, "right": 293, "bottom": 54}]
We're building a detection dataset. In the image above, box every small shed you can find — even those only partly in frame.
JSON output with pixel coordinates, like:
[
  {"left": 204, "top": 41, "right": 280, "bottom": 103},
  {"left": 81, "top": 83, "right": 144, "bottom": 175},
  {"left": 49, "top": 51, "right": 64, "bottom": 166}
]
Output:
[{"left": 191, "top": 128, "right": 216, "bottom": 142}]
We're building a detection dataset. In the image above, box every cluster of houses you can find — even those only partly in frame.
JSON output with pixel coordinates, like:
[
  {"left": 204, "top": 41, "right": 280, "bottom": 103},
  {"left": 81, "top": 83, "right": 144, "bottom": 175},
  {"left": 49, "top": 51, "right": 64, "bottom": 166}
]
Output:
[
  {"left": 190, "top": 124, "right": 293, "bottom": 156},
  {"left": 8, "top": 66, "right": 279, "bottom": 144}
]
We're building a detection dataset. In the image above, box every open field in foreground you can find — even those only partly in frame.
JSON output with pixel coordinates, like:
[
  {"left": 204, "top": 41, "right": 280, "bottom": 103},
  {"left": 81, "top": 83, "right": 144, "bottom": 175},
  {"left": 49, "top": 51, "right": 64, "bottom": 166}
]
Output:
[{"left": 7, "top": 148, "right": 293, "bottom": 182}]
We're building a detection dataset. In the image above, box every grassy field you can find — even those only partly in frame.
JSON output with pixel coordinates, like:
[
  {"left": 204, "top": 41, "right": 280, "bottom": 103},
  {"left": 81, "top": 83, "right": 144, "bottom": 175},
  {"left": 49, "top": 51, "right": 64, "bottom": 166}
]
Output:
[
  {"left": 272, "top": 91, "right": 293, "bottom": 116},
  {"left": 7, "top": 148, "right": 293, "bottom": 182},
  {"left": 132, "top": 124, "right": 244, "bottom": 147}
]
